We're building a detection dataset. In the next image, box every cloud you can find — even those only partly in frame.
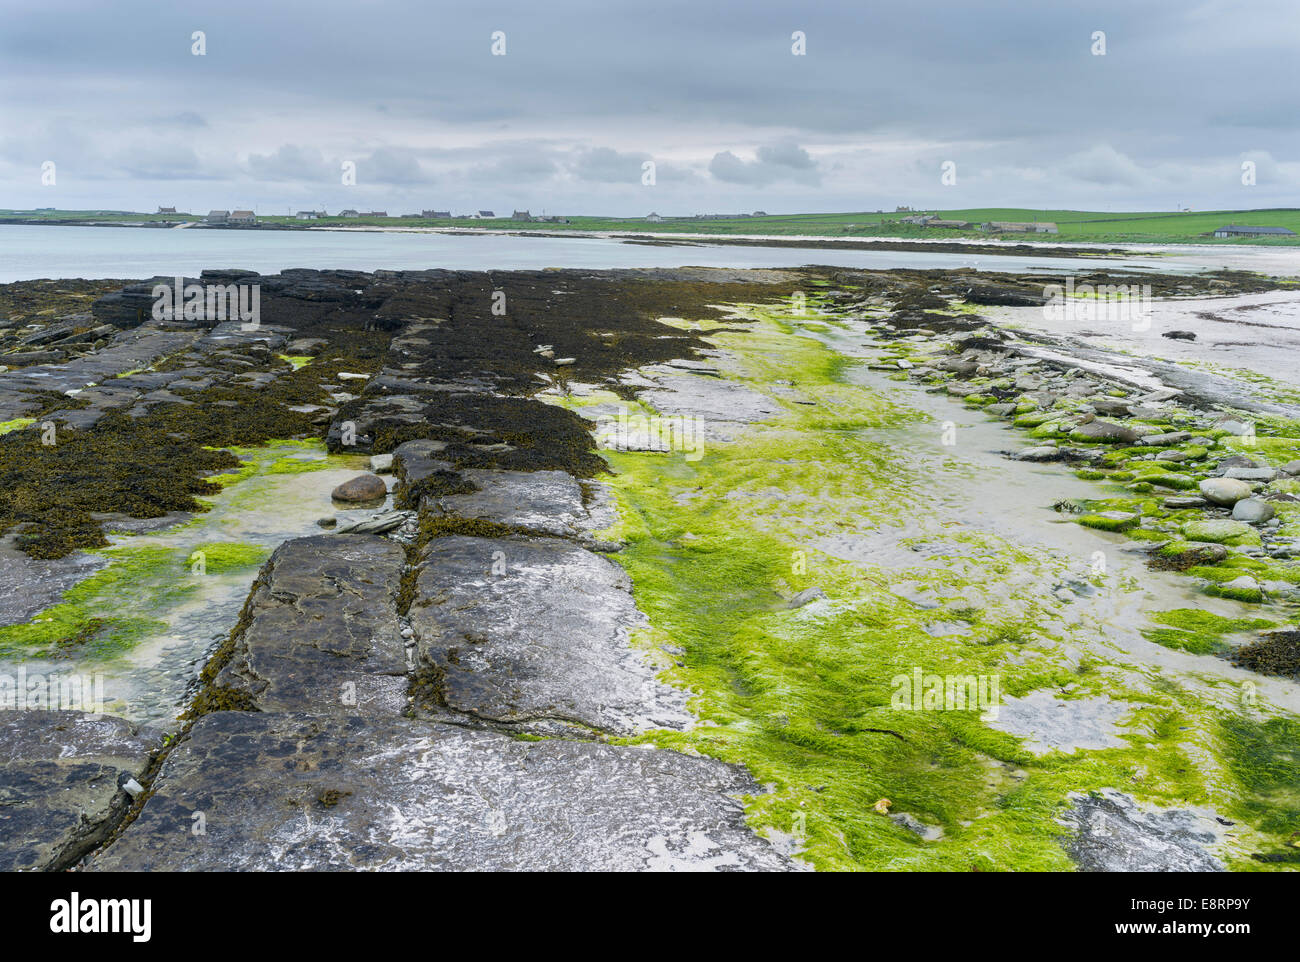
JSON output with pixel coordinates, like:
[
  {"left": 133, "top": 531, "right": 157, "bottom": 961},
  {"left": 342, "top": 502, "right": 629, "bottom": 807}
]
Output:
[
  {"left": 111, "top": 143, "right": 216, "bottom": 181},
  {"left": 465, "top": 152, "right": 559, "bottom": 183},
  {"left": 152, "top": 111, "right": 207, "bottom": 128},
  {"left": 359, "top": 148, "right": 427, "bottom": 186},
  {"left": 245, "top": 144, "right": 333, "bottom": 183},
  {"left": 569, "top": 147, "right": 651, "bottom": 184},
  {"left": 709, "top": 142, "right": 821, "bottom": 186},
  {"left": 1, "top": 1, "right": 1299, "bottom": 212},
  {"left": 756, "top": 141, "right": 816, "bottom": 170},
  {"left": 1059, "top": 145, "right": 1148, "bottom": 188}
]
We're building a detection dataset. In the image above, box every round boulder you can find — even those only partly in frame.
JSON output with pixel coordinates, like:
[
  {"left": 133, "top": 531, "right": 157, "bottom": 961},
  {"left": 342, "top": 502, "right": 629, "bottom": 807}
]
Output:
[
  {"left": 1232, "top": 498, "right": 1275, "bottom": 524},
  {"left": 1069, "top": 420, "right": 1141, "bottom": 444},
  {"left": 331, "top": 473, "right": 388, "bottom": 503},
  {"left": 1181, "top": 519, "right": 1259, "bottom": 546},
  {"left": 1222, "top": 575, "right": 1260, "bottom": 592},
  {"left": 1198, "top": 477, "right": 1253, "bottom": 506}
]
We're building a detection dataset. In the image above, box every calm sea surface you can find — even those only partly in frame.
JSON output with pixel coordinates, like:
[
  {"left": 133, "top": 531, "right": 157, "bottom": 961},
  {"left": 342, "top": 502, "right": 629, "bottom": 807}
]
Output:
[{"left": 0, "top": 223, "right": 1189, "bottom": 282}]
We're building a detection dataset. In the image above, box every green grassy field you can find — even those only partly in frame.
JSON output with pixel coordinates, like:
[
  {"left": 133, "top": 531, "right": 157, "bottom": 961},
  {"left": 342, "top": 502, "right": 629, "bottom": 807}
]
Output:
[{"left": 5, "top": 207, "right": 1300, "bottom": 245}]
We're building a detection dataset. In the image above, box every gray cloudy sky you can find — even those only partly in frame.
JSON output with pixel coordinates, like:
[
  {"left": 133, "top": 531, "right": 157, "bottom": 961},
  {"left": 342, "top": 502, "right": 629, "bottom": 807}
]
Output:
[{"left": 2, "top": 0, "right": 1296, "bottom": 215}]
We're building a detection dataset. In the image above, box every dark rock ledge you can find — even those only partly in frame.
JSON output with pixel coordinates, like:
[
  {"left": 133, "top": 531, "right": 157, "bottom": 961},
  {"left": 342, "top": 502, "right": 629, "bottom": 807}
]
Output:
[
  {"left": 4, "top": 265, "right": 1277, "bottom": 871},
  {"left": 86, "top": 516, "right": 787, "bottom": 869},
  {"left": 0, "top": 267, "right": 809, "bottom": 872},
  {"left": 0, "top": 711, "right": 163, "bottom": 871}
]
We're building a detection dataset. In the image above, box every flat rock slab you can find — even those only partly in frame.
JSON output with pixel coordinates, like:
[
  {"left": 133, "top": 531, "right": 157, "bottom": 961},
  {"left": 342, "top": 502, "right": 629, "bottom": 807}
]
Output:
[
  {"left": 391, "top": 438, "right": 453, "bottom": 483},
  {"left": 0, "top": 711, "right": 162, "bottom": 871},
  {"left": 89, "top": 711, "right": 793, "bottom": 872},
  {"left": 0, "top": 540, "right": 109, "bottom": 628},
  {"left": 213, "top": 535, "right": 410, "bottom": 715},
  {"left": 410, "top": 535, "right": 691, "bottom": 734},
  {"left": 988, "top": 691, "right": 1129, "bottom": 755},
  {"left": 635, "top": 365, "right": 780, "bottom": 442},
  {"left": 430, "top": 468, "right": 596, "bottom": 537},
  {"left": 1060, "top": 789, "right": 1224, "bottom": 872}
]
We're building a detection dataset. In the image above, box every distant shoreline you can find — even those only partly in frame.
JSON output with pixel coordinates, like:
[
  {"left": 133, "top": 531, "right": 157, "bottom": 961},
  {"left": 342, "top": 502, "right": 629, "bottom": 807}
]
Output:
[
  {"left": 5, "top": 209, "right": 1300, "bottom": 249},
  {"left": 0, "top": 218, "right": 1159, "bottom": 260},
  {"left": 0, "top": 217, "right": 1142, "bottom": 260}
]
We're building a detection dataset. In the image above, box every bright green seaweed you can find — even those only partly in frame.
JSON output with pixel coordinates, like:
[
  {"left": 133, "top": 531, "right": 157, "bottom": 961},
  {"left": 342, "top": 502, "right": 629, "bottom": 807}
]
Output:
[{"left": 550, "top": 302, "right": 1299, "bottom": 871}]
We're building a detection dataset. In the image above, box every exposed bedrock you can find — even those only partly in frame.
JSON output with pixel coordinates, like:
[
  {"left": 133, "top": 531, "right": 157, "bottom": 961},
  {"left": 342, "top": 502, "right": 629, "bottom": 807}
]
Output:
[
  {"left": 208, "top": 534, "right": 410, "bottom": 717},
  {"left": 9, "top": 264, "right": 1276, "bottom": 871},
  {"left": 409, "top": 534, "right": 692, "bottom": 735},
  {"left": 92, "top": 525, "right": 787, "bottom": 870},
  {"left": 1060, "top": 790, "right": 1225, "bottom": 872},
  {"left": 0, "top": 711, "right": 162, "bottom": 871},
  {"left": 88, "top": 711, "right": 792, "bottom": 872}
]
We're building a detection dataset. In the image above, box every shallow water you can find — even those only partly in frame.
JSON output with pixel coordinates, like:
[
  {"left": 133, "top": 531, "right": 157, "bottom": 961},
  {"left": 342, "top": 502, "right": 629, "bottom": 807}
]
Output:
[
  {"left": 0, "top": 223, "right": 1198, "bottom": 282},
  {"left": 1, "top": 442, "right": 381, "bottom": 725},
  {"left": 991, "top": 289, "right": 1300, "bottom": 403},
  {"left": 820, "top": 322, "right": 1300, "bottom": 715}
]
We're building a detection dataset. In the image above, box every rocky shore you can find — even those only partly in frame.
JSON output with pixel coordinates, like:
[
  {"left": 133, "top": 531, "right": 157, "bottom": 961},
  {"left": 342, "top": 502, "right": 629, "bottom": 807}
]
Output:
[
  {"left": 1, "top": 266, "right": 810, "bottom": 870},
  {"left": 1, "top": 263, "right": 1296, "bottom": 871}
]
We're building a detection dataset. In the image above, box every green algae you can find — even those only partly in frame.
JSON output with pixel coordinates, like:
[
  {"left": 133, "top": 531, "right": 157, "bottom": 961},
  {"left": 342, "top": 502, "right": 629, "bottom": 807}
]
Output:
[
  {"left": 1221, "top": 436, "right": 1300, "bottom": 459},
  {"left": 186, "top": 542, "right": 266, "bottom": 574},
  {"left": 1152, "top": 609, "right": 1275, "bottom": 635},
  {"left": 1142, "top": 609, "right": 1276, "bottom": 655},
  {"left": 0, "top": 418, "right": 35, "bottom": 435},
  {"left": 0, "top": 536, "right": 270, "bottom": 659},
  {"left": 1207, "top": 584, "right": 1265, "bottom": 604},
  {"left": 565, "top": 303, "right": 1258, "bottom": 871},
  {"left": 1078, "top": 513, "right": 1138, "bottom": 533},
  {"left": 1142, "top": 628, "right": 1229, "bottom": 655},
  {"left": 0, "top": 546, "right": 181, "bottom": 658},
  {"left": 1219, "top": 716, "right": 1300, "bottom": 855},
  {"left": 0, "top": 438, "right": 342, "bottom": 660},
  {"left": 1128, "top": 468, "right": 1198, "bottom": 490},
  {"left": 205, "top": 439, "right": 330, "bottom": 487}
]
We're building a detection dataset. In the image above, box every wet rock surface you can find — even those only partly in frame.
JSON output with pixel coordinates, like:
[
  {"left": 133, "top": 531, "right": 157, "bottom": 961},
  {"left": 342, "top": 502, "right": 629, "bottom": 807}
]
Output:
[
  {"left": 89, "top": 711, "right": 792, "bottom": 872},
  {"left": 0, "top": 538, "right": 109, "bottom": 626},
  {"left": 989, "top": 692, "right": 1129, "bottom": 755},
  {"left": 209, "top": 534, "right": 410, "bottom": 716},
  {"left": 424, "top": 468, "right": 600, "bottom": 539},
  {"left": 3, "top": 264, "right": 1296, "bottom": 872},
  {"left": 0, "top": 711, "right": 161, "bottom": 871},
  {"left": 409, "top": 535, "right": 692, "bottom": 735},
  {"left": 0, "top": 267, "right": 826, "bottom": 871},
  {"left": 1061, "top": 790, "right": 1224, "bottom": 872}
]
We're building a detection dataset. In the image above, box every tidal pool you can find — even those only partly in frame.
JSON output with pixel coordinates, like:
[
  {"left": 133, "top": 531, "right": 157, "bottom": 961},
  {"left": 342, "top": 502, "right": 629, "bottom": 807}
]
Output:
[{"left": 0, "top": 441, "right": 378, "bottom": 724}]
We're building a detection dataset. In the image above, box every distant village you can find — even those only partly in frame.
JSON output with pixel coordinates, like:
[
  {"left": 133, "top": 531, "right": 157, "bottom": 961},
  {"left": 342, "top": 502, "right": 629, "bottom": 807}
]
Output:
[
  {"left": 889, "top": 208, "right": 1059, "bottom": 233},
  {"left": 159, "top": 204, "right": 1060, "bottom": 233},
  {"left": 150, "top": 205, "right": 1297, "bottom": 239},
  {"left": 169, "top": 207, "right": 575, "bottom": 225},
  {"left": 882, "top": 207, "right": 1296, "bottom": 238},
  {"left": 156, "top": 207, "right": 776, "bottom": 226}
]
